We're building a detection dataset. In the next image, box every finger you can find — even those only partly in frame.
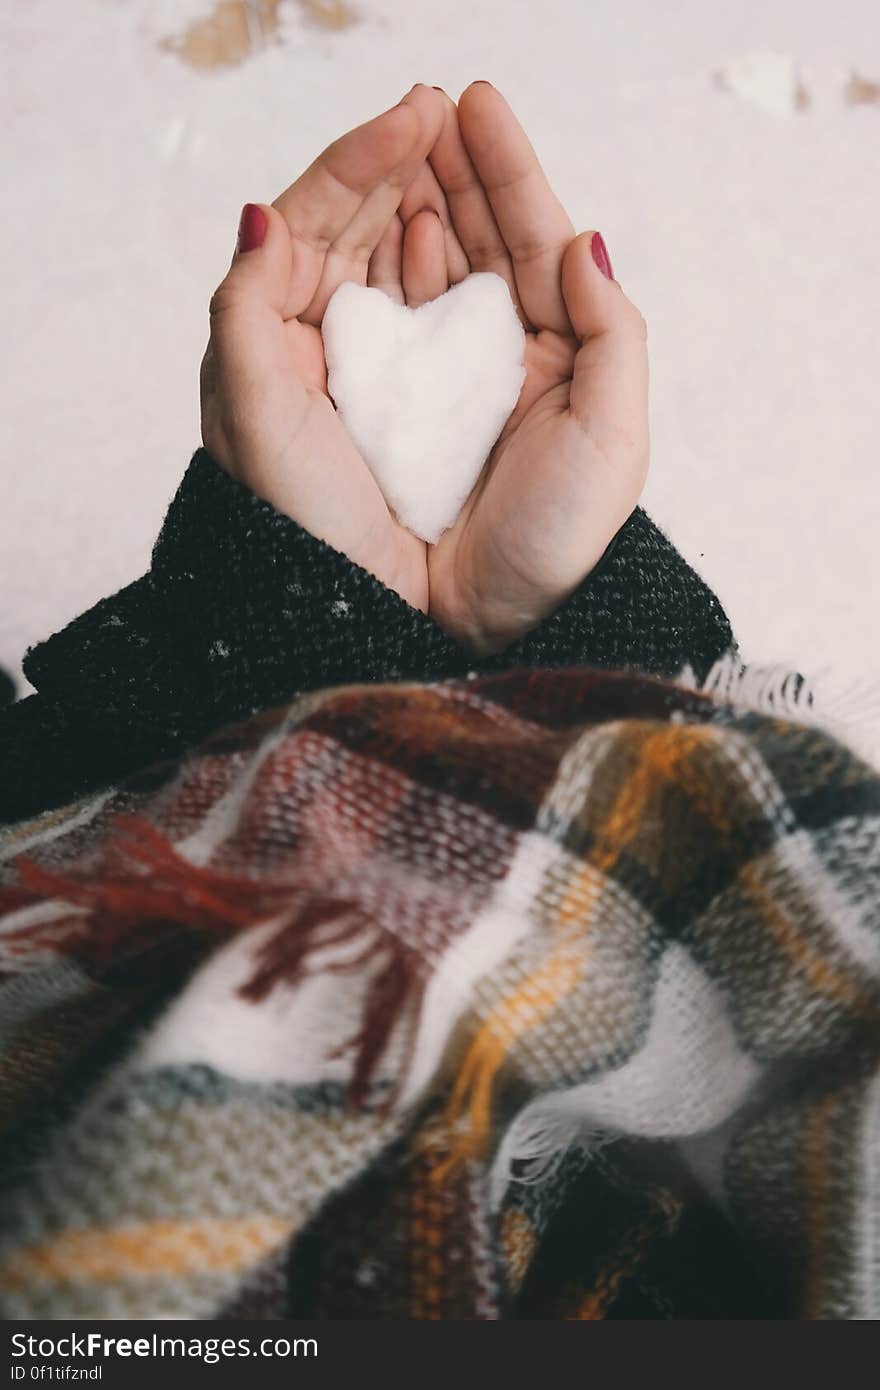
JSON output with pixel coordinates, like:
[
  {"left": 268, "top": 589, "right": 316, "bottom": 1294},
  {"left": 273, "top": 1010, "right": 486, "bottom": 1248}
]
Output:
[
  {"left": 302, "top": 86, "right": 448, "bottom": 324},
  {"left": 204, "top": 203, "right": 308, "bottom": 468},
  {"left": 402, "top": 209, "right": 449, "bottom": 306},
  {"left": 367, "top": 213, "right": 405, "bottom": 302},
  {"left": 272, "top": 102, "right": 419, "bottom": 319},
  {"left": 210, "top": 203, "right": 296, "bottom": 360},
  {"left": 398, "top": 162, "right": 471, "bottom": 285},
  {"left": 272, "top": 93, "right": 436, "bottom": 321},
  {"left": 428, "top": 87, "right": 525, "bottom": 320},
  {"left": 273, "top": 99, "right": 419, "bottom": 251},
  {"left": 330, "top": 86, "right": 445, "bottom": 261},
  {"left": 458, "top": 81, "right": 574, "bottom": 334},
  {"left": 397, "top": 93, "right": 471, "bottom": 285},
  {"left": 562, "top": 231, "right": 649, "bottom": 495}
]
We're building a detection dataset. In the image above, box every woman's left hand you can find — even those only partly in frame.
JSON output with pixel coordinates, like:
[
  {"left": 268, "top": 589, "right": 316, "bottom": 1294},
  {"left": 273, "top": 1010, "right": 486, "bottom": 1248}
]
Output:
[{"left": 411, "top": 84, "right": 651, "bottom": 654}]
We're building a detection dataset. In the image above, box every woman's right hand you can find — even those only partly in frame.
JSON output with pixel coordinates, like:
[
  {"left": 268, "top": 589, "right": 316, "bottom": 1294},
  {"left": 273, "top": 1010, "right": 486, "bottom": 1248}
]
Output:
[{"left": 200, "top": 86, "right": 453, "bottom": 614}]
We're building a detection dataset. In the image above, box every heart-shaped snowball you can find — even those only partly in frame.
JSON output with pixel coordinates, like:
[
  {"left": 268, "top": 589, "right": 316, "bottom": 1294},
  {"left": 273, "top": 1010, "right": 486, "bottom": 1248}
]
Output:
[{"left": 322, "top": 272, "right": 526, "bottom": 544}]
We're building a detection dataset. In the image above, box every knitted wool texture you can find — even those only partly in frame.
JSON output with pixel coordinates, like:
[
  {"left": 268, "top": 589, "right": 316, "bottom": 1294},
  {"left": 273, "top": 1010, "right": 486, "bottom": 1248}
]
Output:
[
  {"left": 0, "top": 668, "right": 878, "bottom": 1319},
  {"left": 0, "top": 451, "right": 732, "bottom": 824}
]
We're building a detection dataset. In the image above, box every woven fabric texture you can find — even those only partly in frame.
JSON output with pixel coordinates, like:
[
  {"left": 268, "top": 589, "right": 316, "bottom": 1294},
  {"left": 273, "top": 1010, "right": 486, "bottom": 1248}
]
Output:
[{"left": 0, "top": 667, "right": 877, "bottom": 1319}]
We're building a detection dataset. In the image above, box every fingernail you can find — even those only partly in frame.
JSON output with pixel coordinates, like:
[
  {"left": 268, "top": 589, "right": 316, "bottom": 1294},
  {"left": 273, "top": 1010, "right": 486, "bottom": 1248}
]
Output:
[
  {"left": 473, "top": 79, "right": 494, "bottom": 88},
  {"left": 591, "top": 231, "right": 614, "bottom": 280},
  {"left": 432, "top": 85, "right": 446, "bottom": 93},
  {"left": 237, "top": 203, "right": 267, "bottom": 254}
]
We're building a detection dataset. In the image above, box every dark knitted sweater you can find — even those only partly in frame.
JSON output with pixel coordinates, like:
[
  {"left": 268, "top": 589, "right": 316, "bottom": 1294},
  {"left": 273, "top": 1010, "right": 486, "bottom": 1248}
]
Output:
[{"left": 0, "top": 450, "right": 733, "bottom": 824}]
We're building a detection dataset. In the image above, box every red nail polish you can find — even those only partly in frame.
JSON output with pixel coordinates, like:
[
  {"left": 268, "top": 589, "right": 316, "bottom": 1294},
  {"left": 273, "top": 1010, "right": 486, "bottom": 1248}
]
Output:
[
  {"left": 591, "top": 231, "right": 614, "bottom": 280},
  {"left": 237, "top": 203, "right": 267, "bottom": 254}
]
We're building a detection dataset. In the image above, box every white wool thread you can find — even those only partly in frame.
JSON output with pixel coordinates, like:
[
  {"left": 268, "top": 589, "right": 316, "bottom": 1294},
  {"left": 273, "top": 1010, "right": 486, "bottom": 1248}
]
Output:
[
  {"left": 488, "top": 946, "right": 760, "bottom": 1209},
  {"left": 680, "top": 652, "right": 880, "bottom": 770},
  {"left": 489, "top": 1106, "right": 609, "bottom": 1209}
]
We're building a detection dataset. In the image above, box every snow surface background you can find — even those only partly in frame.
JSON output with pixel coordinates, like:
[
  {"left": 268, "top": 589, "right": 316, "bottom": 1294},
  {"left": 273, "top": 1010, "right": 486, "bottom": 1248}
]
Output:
[{"left": 2, "top": 0, "right": 878, "bottom": 697}]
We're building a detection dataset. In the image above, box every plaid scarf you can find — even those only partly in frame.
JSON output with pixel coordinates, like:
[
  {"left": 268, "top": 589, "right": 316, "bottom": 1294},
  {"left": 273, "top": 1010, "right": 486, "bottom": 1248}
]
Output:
[{"left": 0, "top": 667, "right": 878, "bottom": 1320}]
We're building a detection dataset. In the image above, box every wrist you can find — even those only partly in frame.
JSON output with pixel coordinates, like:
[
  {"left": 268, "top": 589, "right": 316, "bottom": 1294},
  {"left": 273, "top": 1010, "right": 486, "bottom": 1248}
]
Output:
[
  {"left": 428, "top": 564, "right": 554, "bottom": 658},
  {"left": 428, "top": 523, "right": 631, "bottom": 659}
]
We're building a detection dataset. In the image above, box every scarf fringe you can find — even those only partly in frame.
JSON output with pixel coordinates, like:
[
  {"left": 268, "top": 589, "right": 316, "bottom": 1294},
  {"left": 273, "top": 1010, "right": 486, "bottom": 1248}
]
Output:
[
  {"left": 1, "top": 816, "right": 425, "bottom": 1109},
  {"left": 488, "top": 1103, "right": 609, "bottom": 1209},
  {"left": 680, "top": 652, "right": 880, "bottom": 769}
]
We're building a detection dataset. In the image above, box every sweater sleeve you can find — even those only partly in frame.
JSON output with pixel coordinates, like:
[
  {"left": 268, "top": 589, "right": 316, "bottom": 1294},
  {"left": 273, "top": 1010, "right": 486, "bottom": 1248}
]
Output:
[
  {"left": 0, "top": 450, "right": 733, "bottom": 823},
  {"left": 483, "top": 506, "right": 734, "bottom": 681}
]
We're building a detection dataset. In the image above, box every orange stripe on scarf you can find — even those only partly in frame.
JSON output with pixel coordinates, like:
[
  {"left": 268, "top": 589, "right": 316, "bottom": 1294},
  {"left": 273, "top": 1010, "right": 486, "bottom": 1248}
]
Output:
[
  {"left": 802, "top": 1094, "right": 834, "bottom": 1319},
  {"left": 436, "top": 725, "right": 719, "bottom": 1176},
  {"left": 0, "top": 1216, "right": 292, "bottom": 1289},
  {"left": 743, "top": 865, "right": 879, "bottom": 1019}
]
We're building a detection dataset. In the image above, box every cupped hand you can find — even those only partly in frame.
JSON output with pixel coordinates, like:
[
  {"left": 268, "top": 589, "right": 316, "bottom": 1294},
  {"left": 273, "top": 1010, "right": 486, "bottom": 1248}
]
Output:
[
  {"left": 201, "top": 83, "right": 649, "bottom": 656},
  {"left": 421, "top": 83, "right": 650, "bottom": 653},
  {"left": 200, "top": 86, "right": 453, "bottom": 615}
]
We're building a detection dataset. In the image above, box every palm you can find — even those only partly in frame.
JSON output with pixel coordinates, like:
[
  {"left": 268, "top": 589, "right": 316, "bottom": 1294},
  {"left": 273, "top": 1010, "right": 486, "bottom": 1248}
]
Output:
[
  {"left": 430, "top": 329, "right": 580, "bottom": 629},
  {"left": 284, "top": 317, "right": 427, "bottom": 605},
  {"left": 415, "top": 85, "right": 648, "bottom": 651},
  {"left": 285, "top": 307, "right": 581, "bottom": 622}
]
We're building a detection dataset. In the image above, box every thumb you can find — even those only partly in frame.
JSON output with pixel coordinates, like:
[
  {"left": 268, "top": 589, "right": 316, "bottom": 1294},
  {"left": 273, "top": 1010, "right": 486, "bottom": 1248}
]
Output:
[
  {"left": 561, "top": 230, "right": 649, "bottom": 506},
  {"left": 208, "top": 203, "right": 295, "bottom": 377},
  {"left": 202, "top": 202, "right": 310, "bottom": 481}
]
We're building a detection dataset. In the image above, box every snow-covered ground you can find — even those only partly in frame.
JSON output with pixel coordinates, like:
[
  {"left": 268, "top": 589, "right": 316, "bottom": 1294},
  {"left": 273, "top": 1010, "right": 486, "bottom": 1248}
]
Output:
[{"left": 2, "top": 2, "right": 878, "bottom": 728}]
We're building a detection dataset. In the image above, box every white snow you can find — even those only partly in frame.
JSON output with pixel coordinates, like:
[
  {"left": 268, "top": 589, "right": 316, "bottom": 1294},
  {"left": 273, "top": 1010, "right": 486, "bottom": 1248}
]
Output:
[
  {"left": 715, "top": 51, "right": 806, "bottom": 117},
  {"left": 323, "top": 274, "right": 525, "bottom": 543},
  {"left": 1, "top": 1, "right": 879, "bottom": 715}
]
